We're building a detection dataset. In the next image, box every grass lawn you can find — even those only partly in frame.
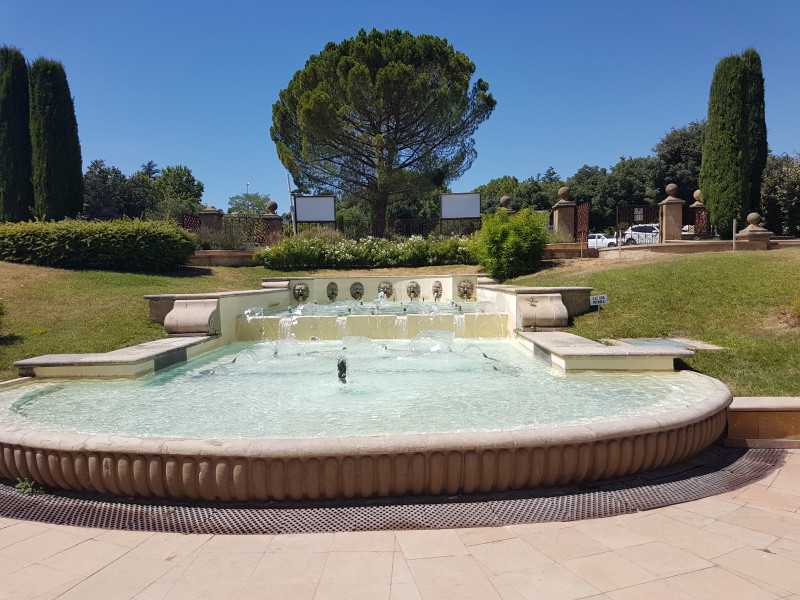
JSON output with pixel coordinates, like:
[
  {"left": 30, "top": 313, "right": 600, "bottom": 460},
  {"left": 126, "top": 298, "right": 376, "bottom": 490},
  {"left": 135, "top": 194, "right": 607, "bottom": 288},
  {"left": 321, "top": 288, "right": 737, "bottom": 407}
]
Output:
[
  {"left": 514, "top": 248, "right": 800, "bottom": 396},
  {"left": 1, "top": 250, "right": 798, "bottom": 396}
]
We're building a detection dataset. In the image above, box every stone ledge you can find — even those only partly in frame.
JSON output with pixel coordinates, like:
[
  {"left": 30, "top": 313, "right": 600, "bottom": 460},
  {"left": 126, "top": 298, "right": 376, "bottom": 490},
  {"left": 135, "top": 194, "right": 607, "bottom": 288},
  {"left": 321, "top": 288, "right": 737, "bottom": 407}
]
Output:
[
  {"left": 14, "top": 336, "right": 216, "bottom": 378},
  {"left": 726, "top": 397, "right": 800, "bottom": 449},
  {"left": 518, "top": 331, "right": 693, "bottom": 371}
]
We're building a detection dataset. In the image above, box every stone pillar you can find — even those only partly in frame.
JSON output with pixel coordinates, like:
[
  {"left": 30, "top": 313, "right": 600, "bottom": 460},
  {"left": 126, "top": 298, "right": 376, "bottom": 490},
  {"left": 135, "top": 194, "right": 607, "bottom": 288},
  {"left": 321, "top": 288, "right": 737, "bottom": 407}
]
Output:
[
  {"left": 262, "top": 201, "right": 283, "bottom": 245},
  {"left": 658, "top": 184, "right": 685, "bottom": 242},
  {"left": 198, "top": 206, "right": 223, "bottom": 231},
  {"left": 734, "top": 212, "right": 773, "bottom": 249},
  {"left": 498, "top": 195, "right": 515, "bottom": 215},
  {"left": 552, "top": 187, "right": 576, "bottom": 240}
]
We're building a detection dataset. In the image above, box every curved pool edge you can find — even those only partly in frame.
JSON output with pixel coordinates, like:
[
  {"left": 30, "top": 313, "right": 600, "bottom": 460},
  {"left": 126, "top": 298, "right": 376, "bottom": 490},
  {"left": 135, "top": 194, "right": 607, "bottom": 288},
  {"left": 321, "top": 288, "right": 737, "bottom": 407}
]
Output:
[{"left": 0, "top": 373, "right": 732, "bottom": 502}]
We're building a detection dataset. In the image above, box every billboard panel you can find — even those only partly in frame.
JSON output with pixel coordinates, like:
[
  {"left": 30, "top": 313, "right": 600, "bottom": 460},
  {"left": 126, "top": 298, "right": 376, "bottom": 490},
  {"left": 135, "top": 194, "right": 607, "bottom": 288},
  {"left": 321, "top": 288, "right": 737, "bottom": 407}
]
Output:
[
  {"left": 441, "top": 192, "right": 481, "bottom": 219},
  {"left": 295, "top": 195, "right": 336, "bottom": 222}
]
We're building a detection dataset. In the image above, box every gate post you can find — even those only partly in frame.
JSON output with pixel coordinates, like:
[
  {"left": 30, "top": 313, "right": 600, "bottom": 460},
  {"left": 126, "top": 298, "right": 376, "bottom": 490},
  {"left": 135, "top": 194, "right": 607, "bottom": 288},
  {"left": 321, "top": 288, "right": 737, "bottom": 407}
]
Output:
[
  {"left": 552, "top": 186, "right": 576, "bottom": 240},
  {"left": 658, "top": 184, "right": 685, "bottom": 242}
]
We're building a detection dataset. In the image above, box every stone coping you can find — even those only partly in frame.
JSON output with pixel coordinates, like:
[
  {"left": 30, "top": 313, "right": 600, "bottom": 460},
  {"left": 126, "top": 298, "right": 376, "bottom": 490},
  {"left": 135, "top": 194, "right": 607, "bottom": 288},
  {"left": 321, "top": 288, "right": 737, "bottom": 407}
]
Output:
[
  {"left": 143, "top": 289, "right": 282, "bottom": 301},
  {"left": 262, "top": 274, "right": 481, "bottom": 282},
  {"left": 478, "top": 284, "right": 593, "bottom": 293},
  {"left": 13, "top": 336, "right": 216, "bottom": 378},
  {"left": 729, "top": 397, "right": 800, "bottom": 412}
]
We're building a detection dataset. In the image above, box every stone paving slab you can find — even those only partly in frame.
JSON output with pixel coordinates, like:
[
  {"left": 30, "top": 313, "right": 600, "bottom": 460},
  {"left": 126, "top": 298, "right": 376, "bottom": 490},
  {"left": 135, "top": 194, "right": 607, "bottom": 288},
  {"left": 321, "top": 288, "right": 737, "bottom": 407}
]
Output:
[{"left": 3, "top": 452, "right": 800, "bottom": 599}]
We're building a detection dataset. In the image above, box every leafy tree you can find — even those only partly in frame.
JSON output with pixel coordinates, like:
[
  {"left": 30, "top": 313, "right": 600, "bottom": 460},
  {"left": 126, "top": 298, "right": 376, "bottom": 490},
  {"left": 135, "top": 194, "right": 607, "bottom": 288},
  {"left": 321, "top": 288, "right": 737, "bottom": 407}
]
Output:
[
  {"left": 153, "top": 164, "right": 203, "bottom": 202},
  {"left": 139, "top": 160, "right": 160, "bottom": 179},
  {"left": 0, "top": 46, "right": 33, "bottom": 222},
  {"left": 654, "top": 120, "right": 705, "bottom": 201},
  {"left": 537, "top": 166, "right": 561, "bottom": 184},
  {"left": 566, "top": 165, "right": 612, "bottom": 230},
  {"left": 473, "top": 175, "right": 520, "bottom": 212},
  {"left": 761, "top": 153, "right": 800, "bottom": 237},
  {"left": 700, "top": 48, "right": 767, "bottom": 238},
  {"left": 271, "top": 28, "right": 496, "bottom": 224},
  {"left": 29, "top": 58, "right": 83, "bottom": 220},
  {"left": 227, "top": 192, "right": 273, "bottom": 214},
  {"left": 122, "top": 172, "right": 158, "bottom": 218},
  {"left": 83, "top": 159, "right": 127, "bottom": 218},
  {"left": 146, "top": 164, "right": 204, "bottom": 221}
]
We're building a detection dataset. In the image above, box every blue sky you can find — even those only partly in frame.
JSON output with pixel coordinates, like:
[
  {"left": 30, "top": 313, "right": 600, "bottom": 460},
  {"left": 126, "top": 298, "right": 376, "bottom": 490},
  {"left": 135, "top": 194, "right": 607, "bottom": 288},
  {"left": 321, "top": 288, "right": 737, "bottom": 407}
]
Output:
[{"left": 3, "top": 0, "right": 799, "bottom": 212}]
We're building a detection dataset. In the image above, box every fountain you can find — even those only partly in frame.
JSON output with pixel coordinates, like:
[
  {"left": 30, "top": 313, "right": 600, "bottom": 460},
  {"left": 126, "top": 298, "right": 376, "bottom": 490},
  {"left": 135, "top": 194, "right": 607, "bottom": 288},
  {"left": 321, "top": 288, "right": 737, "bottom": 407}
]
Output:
[{"left": 0, "top": 275, "right": 731, "bottom": 503}]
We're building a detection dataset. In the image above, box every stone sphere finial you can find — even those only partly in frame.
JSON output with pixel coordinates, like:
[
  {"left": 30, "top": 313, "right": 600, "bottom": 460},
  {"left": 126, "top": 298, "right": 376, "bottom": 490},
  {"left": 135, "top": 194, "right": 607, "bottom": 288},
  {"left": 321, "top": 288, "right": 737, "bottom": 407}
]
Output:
[
  {"left": 665, "top": 183, "right": 678, "bottom": 197},
  {"left": 693, "top": 189, "right": 702, "bottom": 202},
  {"left": 499, "top": 196, "right": 511, "bottom": 208},
  {"left": 267, "top": 200, "right": 278, "bottom": 215},
  {"left": 746, "top": 212, "right": 761, "bottom": 227},
  {"left": 557, "top": 186, "right": 570, "bottom": 201}
]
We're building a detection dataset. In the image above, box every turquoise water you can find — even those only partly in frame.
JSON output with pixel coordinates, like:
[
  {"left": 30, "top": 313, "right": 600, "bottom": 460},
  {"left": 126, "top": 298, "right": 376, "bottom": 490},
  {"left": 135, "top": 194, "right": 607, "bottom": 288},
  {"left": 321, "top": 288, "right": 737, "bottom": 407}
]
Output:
[{"left": 0, "top": 337, "right": 713, "bottom": 439}]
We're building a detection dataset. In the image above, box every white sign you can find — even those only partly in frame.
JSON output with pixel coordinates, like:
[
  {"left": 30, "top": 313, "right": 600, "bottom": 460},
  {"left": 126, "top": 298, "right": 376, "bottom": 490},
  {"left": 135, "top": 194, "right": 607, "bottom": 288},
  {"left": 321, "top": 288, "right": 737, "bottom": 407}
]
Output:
[
  {"left": 590, "top": 294, "right": 608, "bottom": 306},
  {"left": 441, "top": 192, "right": 481, "bottom": 219},
  {"left": 294, "top": 195, "right": 336, "bottom": 222}
]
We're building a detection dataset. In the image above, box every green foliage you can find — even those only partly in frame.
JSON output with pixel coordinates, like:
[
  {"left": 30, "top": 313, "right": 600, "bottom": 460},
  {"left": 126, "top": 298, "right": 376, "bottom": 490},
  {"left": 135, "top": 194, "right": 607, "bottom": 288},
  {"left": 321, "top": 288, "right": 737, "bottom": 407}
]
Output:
[
  {"left": 0, "top": 46, "right": 33, "bottom": 222},
  {"left": 147, "top": 165, "right": 204, "bottom": 221},
  {"left": 253, "top": 230, "right": 475, "bottom": 270},
  {"left": 653, "top": 120, "right": 705, "bottom": 201},
  {"left": 0, "top": 219, "right": 197, "bottom": 271},
  {"left": 15, "top": 477, "right": 45, "bottom": 495},
  {"left": 700, "top": 49, "right": 767, "bottom": 238},
  {"left": 227, "top": 192, "right": 272, "bottom": 215},
  {"left": 29, "top": 58, "right": 83, "bottom": 220},
  {"left": 473, "top": 209, "right": 548, "bottom": 282},
  {"left": 272, "top": 28, "right": 496, "bottom": 220},
  {"left": 761, "top": 153, "right": 800, "bottom": 237}
]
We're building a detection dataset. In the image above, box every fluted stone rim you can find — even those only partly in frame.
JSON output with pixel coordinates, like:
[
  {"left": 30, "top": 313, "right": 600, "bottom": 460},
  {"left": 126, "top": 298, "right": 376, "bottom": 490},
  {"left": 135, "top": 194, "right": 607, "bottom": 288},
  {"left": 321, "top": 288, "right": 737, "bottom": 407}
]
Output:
[{"left": 0, "top": 373, "right": 731, "bottom": 502}]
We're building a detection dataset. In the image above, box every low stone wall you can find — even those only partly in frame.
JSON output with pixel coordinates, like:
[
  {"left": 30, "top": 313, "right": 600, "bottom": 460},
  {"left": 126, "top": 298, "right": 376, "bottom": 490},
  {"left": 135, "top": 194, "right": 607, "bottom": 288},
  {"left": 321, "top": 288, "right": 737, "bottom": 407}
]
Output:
[{"left": 188, "top": 250, "right": 255, "bottom": 267}]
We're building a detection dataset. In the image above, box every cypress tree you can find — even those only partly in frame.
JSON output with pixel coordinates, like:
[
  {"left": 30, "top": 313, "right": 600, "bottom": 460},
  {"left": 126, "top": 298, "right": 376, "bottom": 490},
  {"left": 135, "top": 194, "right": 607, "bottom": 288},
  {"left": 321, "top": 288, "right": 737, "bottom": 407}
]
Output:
[
  {"left": 0, "top": 46, "right": 33, "bottom": 221},
  {"left": 699, "top": 48, "right": 768, "bottom": 238},
  {"left": 742, "top": 48, "right": 767, "bottom": 215},
  {"left": 29, "top": 58, "right": 82, "bottom": 220}
]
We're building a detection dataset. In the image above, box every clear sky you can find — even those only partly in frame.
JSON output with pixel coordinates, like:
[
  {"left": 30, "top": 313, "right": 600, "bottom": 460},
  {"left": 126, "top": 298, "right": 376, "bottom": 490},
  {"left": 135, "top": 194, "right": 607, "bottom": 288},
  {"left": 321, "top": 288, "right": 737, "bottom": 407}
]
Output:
[{"left": 3, "top": 0, "right": 799, "bottom": 212}]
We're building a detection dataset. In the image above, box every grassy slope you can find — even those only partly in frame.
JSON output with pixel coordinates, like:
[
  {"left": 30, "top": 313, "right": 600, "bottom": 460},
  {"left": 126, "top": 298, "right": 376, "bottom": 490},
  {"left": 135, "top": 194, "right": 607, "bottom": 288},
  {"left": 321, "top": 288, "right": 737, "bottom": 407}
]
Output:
[
  {"left": 0, "top": 264, "right": 286, "bottom": 381},
  {"left": 515, "top": 248, "right": 800, "bottom": 396}
]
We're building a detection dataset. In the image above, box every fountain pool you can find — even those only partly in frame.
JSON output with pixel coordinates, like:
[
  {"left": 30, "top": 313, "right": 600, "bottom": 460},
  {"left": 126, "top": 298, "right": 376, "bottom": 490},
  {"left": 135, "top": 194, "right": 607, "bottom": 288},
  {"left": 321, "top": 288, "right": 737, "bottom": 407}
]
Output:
[{"left": 0, "top": 333, "right": 730, "bottom": 503}]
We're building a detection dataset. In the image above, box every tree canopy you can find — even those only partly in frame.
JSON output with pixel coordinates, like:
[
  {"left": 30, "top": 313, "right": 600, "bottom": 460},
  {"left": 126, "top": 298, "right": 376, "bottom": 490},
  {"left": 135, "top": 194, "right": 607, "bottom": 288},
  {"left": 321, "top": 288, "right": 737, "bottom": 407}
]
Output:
[
  {"left": 271, "top": 28, "right": 496, "bottom": 223},
  {"left": 227, "top": 192, "right": 272, "bottom": 214}
]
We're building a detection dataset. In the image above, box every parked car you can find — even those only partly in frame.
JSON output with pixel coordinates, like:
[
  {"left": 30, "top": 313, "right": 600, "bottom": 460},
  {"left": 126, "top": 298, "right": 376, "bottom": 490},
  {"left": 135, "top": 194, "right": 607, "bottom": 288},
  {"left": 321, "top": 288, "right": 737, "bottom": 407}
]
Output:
[
  {"left": 622, "top": 224, "right": 659, "bottom": 245},
  {"left": 586, "top": 233, "right": 617, "bottom": 249}
]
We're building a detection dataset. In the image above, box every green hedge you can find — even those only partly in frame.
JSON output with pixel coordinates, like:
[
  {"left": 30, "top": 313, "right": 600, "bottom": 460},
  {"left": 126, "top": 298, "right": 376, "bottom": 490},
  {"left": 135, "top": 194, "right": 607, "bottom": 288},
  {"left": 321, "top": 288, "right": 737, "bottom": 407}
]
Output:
[
  {"left": 0, "top": 219, "right": 197, "bottom": 271},
  {"left": 252, "top": 234, "right": 476, "bottom": 269}
]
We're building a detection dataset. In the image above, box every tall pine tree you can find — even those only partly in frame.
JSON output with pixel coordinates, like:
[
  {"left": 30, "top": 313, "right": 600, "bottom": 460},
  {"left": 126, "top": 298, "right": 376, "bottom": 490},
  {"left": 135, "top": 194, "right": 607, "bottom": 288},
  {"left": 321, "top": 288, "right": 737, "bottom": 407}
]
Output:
[
  {"left": 29, "top": 58, "right": 82, "bottom": 220},
  {"left": 699, "top": 48, "right": 767, "bottom": 238},
  {"left": 0, "top": 46, "right": 33, "bottom": 221}
]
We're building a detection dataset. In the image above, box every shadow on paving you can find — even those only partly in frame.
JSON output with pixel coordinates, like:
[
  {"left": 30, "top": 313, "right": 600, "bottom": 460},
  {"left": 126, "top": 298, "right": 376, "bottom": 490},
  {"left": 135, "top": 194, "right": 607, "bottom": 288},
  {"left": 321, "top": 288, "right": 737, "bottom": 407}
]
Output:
[{"left": 0, "top": 445, "right": 785, "bottom": 535}]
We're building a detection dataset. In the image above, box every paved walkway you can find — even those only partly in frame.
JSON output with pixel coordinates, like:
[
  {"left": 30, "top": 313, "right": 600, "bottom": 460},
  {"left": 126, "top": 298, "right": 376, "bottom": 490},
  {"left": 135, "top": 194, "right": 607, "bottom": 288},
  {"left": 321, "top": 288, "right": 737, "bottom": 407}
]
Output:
[{"left": 3, "top": 452, "right": 800, "bottom": 599}]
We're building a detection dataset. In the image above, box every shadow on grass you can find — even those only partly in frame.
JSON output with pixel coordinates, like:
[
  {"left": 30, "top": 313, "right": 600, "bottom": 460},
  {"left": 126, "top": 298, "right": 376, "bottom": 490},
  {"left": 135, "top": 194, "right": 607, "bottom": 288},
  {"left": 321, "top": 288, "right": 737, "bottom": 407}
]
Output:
[
  {"left": 155, "top": 267, "right": 215, "bottom": 278},
  {"left": 0, "top": 333, "right": 22, "bottom": 346}
]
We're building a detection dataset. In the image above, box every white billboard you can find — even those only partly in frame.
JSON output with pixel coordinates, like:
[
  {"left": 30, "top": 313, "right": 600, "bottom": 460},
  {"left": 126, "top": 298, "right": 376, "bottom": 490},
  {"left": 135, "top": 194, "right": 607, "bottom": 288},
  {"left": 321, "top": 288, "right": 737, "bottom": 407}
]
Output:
[
  {"left": 294, "top": 195, "right": 336, "bottom": 222},
  {"left": 441, "top": 192, "right": 481, "bottom": 219}
]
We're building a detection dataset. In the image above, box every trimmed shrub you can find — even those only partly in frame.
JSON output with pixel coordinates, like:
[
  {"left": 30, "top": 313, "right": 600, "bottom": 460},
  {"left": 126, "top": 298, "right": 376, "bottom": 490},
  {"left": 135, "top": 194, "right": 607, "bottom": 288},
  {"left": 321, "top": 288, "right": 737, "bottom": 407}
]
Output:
[
  {"left": 252, "top": 233, "right": 475, "bottom": 270},
  {"left": 473, "top": 209, "right": 548, "bottom": 282},
  {"left": 0, "top": 219, "right": 197, "bottom": 271}
]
